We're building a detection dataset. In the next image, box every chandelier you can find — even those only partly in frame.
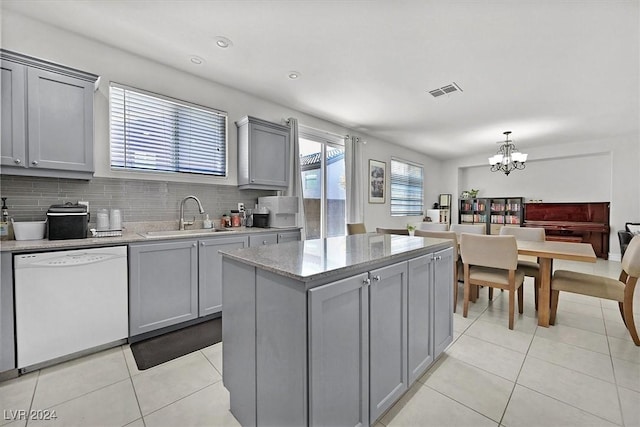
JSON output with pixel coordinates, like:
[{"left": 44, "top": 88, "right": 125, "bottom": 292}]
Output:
[{"left": 488, "top": 131, "right": 528, "bottom": 176}]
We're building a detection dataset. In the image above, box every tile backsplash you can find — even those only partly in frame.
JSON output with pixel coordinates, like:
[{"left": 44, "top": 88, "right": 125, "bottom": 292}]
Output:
[{"left": 0, "top": 175, "right": 275, "bottom": 226}]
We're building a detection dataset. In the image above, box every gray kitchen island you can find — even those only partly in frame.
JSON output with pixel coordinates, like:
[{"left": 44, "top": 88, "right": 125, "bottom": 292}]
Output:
[{"left": 220, "top": 233, "right": 454, "bottom": 427}]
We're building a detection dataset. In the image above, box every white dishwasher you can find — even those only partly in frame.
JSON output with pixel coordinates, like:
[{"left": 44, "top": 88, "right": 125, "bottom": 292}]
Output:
[{"left": 15, "top": 246, "right": 128, "bottom": 369}]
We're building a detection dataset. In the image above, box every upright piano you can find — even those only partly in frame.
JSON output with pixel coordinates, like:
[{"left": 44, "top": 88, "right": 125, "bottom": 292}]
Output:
[{"left": 524, "top": 202, "right": 610, "bottom": 259}]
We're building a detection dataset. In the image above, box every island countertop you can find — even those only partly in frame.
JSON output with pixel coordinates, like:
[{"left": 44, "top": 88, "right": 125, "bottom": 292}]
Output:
[{"left": 219, "top": 233, "right": 452, "bottom": 282}]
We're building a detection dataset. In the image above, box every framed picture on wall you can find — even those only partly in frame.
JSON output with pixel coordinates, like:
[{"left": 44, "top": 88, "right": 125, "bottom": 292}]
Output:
[{"left": 369, "top": 159, "right": 386, "bottom": 204}]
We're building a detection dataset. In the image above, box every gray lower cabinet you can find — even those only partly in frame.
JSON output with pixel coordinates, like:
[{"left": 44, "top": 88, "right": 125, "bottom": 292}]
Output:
[
  {"left": 277, "top": 230, "right": 301, "bottom": 243},
  {"left": 407, "top": 254, "right": 433, "bottom": 384},
  {"left": 198, "top": 235, "right": 248, "bottom": 317},
  {"left": 433, "top": 248, "right": 454, "bottom": 357},
  {"left": 249, "top": 232, "right": 278, "bottom": 247},
  {"left": 308, "top": 273, "right": 369, "bottom": 427},
  {"left": 223, "top": 247, "right": 453, "bottom": 426},
  {"left": 236, "top": 116, "right": 290, "bottom": 190},
  {"left": 369, "top": 262, "right": 408, "bottom": 421},
  {"left": 0, "top": 252, "right": 14, "bottom": 373},
  {"left": 129, "top": 240, "right": 199, "bottom": 336},
  {"left": 0, "top": 50, "right": 98, "bottom": 179}
]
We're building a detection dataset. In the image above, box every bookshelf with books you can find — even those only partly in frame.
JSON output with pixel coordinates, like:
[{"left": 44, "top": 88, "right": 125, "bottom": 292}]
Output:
[{"left": 459, "top": 197, "right": 524, "bottom": 234}]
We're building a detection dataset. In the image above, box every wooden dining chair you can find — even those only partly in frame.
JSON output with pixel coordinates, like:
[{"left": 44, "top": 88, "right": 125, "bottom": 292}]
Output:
[
  {"left": 415, "top": 229, "right": 461, "bottom": 312},
  {"left": 376, "top": 227, "right": 409, "bottom": 235},
  {"left": 347, "top": 223, "right": 367, "bottom": 235},
  {"left": 418, "top": 222, "right": 449, "bottom": 231},
  {"left": 550, "top": 236, "right": 640, "bottom": 345},
  {"left": 499, "top": 226, "right": 546, "bottom": 309},
  {"left": 460, "top": 233, "right": 525, "bottom": 329}
]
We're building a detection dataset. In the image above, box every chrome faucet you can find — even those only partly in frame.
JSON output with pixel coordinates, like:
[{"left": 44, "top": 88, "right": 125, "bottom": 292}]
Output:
[{"left": 179, "top": 195, "right": 205, "bottom": 230}]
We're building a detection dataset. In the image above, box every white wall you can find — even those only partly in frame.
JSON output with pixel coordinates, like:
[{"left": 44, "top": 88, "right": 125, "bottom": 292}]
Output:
[
  {"left": 1, "top": 10, "right": 440, "bottom": 230},
  {"left": 441, "top": 136, "right": 640, "bottom": 259}
]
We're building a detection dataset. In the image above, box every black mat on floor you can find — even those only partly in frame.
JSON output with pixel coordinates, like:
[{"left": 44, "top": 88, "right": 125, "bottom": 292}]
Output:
[{"left": 130, "top": 318, "right": 222, "bottom": 370}]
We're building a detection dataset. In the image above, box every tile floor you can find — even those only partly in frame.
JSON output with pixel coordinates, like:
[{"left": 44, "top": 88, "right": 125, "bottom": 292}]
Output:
[{"left": 1, "top": 259, "right": 638, "bottom": 427}]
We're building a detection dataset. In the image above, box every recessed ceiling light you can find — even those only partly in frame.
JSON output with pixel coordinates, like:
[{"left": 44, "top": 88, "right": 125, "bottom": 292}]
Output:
[
  {"left": 215, "top": 36, "right": 233, "bottom": 48},
  {"left": 190, "top": 56, "right": 205, "bottom": 65},
  {"left": 288, "top": 71, "right": 301, "bottom": 79}
]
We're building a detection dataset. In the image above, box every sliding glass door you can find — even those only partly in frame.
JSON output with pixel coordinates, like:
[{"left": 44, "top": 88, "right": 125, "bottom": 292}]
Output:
[{"left": 299, "top": 131, "right": 345, "bottom": 239}]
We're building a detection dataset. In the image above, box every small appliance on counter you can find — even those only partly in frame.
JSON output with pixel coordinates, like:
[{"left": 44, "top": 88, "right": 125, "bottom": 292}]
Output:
[
  {"left": 252, "top": 206, "right": 270, "bottom": 228},
  {"left": 258, "top": 196, "right": 298, "bottom": 228},
  {"left": 47, "top": 203, "right": 88, "bottom": 240}
]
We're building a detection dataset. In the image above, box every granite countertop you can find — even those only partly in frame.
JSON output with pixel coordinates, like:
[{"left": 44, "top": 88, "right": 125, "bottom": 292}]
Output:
[
  {"left": 0, "top": 223, "right": 300, "bottom": 253},
  {"left": 220, "top": 233, "right": 452, "bottom": 282}
]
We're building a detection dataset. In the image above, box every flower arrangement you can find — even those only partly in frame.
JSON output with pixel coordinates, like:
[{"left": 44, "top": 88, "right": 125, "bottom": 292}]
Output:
[{"left": 407, "top": 224, "right": 416, "bottom": 236}]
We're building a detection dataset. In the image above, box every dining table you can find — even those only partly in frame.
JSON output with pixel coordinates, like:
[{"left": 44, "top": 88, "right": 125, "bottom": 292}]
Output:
[{"left": 516, "top": 240, "right": 597, "bottom": 327}]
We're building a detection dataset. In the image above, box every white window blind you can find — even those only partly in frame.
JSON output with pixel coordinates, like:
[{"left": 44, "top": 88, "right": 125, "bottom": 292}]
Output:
[
  {"left": 390, "top": 159, "right": 424, "bottom": 216},
  {"left": 110, "top": 84, "right": 227, "bottom": 176}
]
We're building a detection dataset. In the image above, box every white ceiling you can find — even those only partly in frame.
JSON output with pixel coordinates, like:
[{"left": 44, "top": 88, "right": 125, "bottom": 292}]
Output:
[{"left": 3, "top": 0, "right": 638, "bottom": 160}]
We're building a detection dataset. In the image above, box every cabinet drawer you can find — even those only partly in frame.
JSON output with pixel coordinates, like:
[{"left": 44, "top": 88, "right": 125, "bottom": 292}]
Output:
[{"left": 249, "top": 233, "right": 278, "bottom": 247}]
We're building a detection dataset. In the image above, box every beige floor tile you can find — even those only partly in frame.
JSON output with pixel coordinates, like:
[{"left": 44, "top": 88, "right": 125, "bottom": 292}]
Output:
[
  {"left": 123, "top": 419, "right": 145, "bottom": 427},
  {"left": 464, "top": 318, "right": 534, "bottom": 354},
  {"left": 551, "top": 308, "right": 607, "bottom": 335},
  {"left": 554, "top": 298, "right": 604, "bottom": 319},
  {"left": 445, "top": 335, "right": 526, "bottom": 382},
  {"left": 132, "top": 351, "right": 221, "bottom": 415},
  {"left": 422, "top": 357, "right": 513, "bottom": 422},
  {"left": 122, "top": 345, "right": 143, "bottom": 377},
  {"left": 502, "top": 385, "right": 619, "bottom": 427},
  {"left": 560, "top": 291, "right": 603, "bottom": 307},
  {"left": 0, "top": 372, "right": 38, "bottom": 427},
  {"left": 32, "top": 347, "right": 129, "bottom": 410},
  {"left": 478, "top": 306, "right": 539, "bottom": 334},
  {"left": 528, "top": 336, "right": 615, "bottom": 383},
  {"left": 618, "top": 386, "right": 640, "bottom": 427},
  {"left": 517, "top": 356, "right": 621, "bottom": 424},
  {"left": 608, "top": 335, "right": 640, "bottom": 364},
  {"left": 453, "top": 312, "right": 475, "bottom": 334},
  {"left": 604, "top": 313, "right": 640, "bottom": 342},
  {"left": 143, "top": 381, "right": 239, "bottom": 427},
  {"left": 200, "top": 342, "right": 223, "bottom": 376},
  {"left": 380, "top": 383, "right": 497, "bottom": 426},
  {"left": 28, "top": 379, "right": 140, "bottom": 427},
  {"left": 535, "top": 323, "right": 610, "bottom": 355},
  {"left": 612, "top": 357, "right": 640, "bottom": 392}
]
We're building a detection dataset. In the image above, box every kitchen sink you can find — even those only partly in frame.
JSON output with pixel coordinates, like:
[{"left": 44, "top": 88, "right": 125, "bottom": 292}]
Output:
[{"left": 139, "top": 228, "right": 234, "bottom": 238}]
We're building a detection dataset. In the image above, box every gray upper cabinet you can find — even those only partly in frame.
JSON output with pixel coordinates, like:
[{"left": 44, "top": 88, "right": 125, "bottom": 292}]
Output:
[
  {"left": 129, "top": 240, "right": 199, "bottom": 337},
  {"left": 1, "top": 60, "right": 26, "bottom": 169},
  {"left": 236, "top": 116, "right": 290, "bottom": 190},
  {"left": 199, "top": 235, "right": 248, "bottom": 317},
  {"left": 0, "top": 50, "right": 98, "bottom": 179}
]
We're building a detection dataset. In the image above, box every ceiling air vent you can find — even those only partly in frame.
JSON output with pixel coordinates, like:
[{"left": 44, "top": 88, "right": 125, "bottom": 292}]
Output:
[{"left": 429, "top": 82, "right": 463, "bottom": 98}]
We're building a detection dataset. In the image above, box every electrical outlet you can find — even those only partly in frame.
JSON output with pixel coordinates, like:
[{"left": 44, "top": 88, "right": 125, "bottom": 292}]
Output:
[{"left": 237, "top": 203, "right": 245, "bottom": 212}]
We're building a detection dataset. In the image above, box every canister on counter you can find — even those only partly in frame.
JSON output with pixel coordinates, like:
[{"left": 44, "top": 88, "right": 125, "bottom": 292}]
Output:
[{"left": 230, "top": 210, "right": 241, "bottom": 227}]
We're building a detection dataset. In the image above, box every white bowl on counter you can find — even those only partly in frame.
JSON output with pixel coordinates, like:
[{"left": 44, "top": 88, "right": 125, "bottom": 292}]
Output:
[{"left": 11, "top": 219, "right": 47, "bottom": 241}]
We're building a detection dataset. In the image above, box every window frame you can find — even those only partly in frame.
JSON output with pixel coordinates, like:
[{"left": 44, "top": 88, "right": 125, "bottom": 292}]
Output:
[
  {"left": 109, "top": 82, "right": 228, "bottom": 178},
  {"left": 390, "top": 157, "right": 424, "bottom": 217}
]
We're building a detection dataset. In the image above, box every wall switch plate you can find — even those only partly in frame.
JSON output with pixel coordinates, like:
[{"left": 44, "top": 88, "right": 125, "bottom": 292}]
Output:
[{"left": 237, "top": 203, "right": 245, "bottom": 212}]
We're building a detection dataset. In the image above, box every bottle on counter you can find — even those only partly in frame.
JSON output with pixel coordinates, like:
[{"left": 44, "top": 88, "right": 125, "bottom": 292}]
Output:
[
  {"left": 0, "top": 197, "right": 13, "bottom": 241},
  {"left": 203, "top": 214, "right": 213, "bottom": 229}
]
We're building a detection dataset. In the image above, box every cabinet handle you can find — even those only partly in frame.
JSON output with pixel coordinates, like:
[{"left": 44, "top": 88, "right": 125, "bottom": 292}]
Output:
[
  {"left": 31, "top": 160, "right": 39, "bottom": 166},
  {"left": 251, "top": 179, "right": 256, "bottom": 182},
  {"left": 363, "top": 278, "right": 371, "bottom": 286},
  {"left": 14, "top": 158, "right": 21, "bottom": 165},
  {"left": 192, "top": 243, "right": 197, "bottom": 247},
  {"left": 262, "top": 240, "right": 267, "bottom": 245},
  {"left": 372, "top": 275, "right": 381, "bottom": 282},
  {"left": 201, "top": 242, "right": 205, "bottom": 246}
]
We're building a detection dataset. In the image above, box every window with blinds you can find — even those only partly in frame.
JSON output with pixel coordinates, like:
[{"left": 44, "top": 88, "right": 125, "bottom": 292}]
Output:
[
  {"left": 390, "top": 159, "right": 424, "bottom": 216},
  {"left": 110, "top": 84, "right": 227, "bottom": 176}
]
